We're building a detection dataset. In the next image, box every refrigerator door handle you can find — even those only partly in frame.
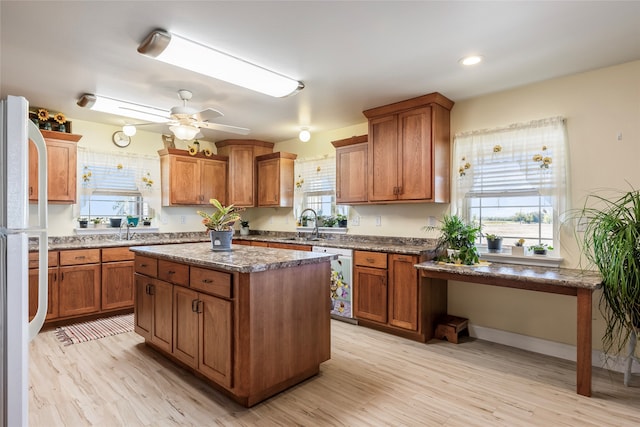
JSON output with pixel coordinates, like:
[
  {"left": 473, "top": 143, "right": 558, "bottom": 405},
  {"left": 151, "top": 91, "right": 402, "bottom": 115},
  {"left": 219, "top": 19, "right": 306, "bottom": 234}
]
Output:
[{"left": 27, "top": 120, "right": 48, "bottom": 341}]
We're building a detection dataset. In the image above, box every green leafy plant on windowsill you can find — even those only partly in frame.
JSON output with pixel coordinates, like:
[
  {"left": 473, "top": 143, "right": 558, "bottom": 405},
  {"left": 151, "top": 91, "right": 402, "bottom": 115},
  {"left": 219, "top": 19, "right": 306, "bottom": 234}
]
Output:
[
  {"left": 529, "top": 243, "right": 553, "bottom": 255},
  {"left": 425, "top": 214, "right": 481, "bottom": 265}
]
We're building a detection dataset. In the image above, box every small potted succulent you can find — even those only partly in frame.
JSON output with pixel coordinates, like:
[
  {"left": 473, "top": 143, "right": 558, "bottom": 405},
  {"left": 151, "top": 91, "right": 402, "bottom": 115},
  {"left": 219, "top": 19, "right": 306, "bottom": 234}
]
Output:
[
  {"left": 91, "top": 217, "right": 104, "bottom": 228},
  {"left": 126, "top": 215, "right": 139, "bottom": 227},
  {"left": 142, "top": 217, "right": 152, "bottom": 226},
  {"left": 240, "top": 220, "right": 250, "bottom": 236},
  {"left": 78, "top": 217, "right": 88, "bottom": 228},
  {"left": 485, "top": 233, "right": 503, "bottom": 253},
  {"left": 336, "top": 213, "right": 348, "bottom": 228},
  {"left": 512, "top": 238, "right": 526, "bottom": 256},
  {"left": 530, "top": 243, "right": 553, "bottom": 255}
]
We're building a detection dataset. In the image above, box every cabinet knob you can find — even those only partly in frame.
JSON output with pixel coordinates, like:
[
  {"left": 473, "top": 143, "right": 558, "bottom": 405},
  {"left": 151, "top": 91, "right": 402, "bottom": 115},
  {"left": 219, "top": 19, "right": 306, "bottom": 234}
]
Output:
[
  {"left": 74, "top": 256, "right": 86, "bottom": 260},
  {"left": 167, "top": 270, "right": 175, "bottom": 275},
  {"left": 366, "top": 258, "right": 375, "bottom": 263},
  {"left": 202, "top": 279, "right": 213, "bottom": 284}
]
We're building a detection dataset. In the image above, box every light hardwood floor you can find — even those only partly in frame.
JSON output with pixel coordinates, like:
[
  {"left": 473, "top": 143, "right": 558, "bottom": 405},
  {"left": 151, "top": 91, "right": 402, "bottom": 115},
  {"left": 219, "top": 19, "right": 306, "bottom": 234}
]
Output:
[{"left": 30, "top": 320, "right": 640, "bottom": 426}]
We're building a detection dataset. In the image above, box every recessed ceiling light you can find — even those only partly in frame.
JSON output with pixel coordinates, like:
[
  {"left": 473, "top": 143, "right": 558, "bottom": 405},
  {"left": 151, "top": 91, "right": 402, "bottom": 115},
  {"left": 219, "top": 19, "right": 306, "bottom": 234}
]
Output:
[{"left": 460, "top": 55, "right": 483, "bottom": 66}]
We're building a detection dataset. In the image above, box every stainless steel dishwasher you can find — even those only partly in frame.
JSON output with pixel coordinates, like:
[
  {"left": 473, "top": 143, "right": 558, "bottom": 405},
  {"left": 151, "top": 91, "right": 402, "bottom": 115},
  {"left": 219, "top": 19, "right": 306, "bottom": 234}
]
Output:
[{"left": 312, "top": 246, "right": 355, "bottom": 323}]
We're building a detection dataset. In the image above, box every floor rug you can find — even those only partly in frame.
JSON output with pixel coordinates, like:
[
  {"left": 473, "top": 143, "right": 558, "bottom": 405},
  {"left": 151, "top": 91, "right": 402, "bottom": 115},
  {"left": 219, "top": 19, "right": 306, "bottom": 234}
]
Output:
[{"left": 55, "top": 313, "right": 134, "bottom": 345}]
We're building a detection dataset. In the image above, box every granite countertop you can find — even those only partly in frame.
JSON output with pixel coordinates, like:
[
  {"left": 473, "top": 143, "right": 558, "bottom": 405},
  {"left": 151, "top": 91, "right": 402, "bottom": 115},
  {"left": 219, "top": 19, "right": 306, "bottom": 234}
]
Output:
[
  {"left": 414, "top": 261, "right": 603, "bottom": 290},
  {"left": 130, "top": 242, "right": 337, "bottom": 273}
]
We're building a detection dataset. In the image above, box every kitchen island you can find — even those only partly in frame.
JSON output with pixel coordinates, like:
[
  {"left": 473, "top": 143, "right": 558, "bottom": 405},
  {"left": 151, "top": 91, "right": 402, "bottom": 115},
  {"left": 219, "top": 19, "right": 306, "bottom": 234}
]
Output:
[{"left": 129, "top": 242, "right": 336, "bottom": 407}]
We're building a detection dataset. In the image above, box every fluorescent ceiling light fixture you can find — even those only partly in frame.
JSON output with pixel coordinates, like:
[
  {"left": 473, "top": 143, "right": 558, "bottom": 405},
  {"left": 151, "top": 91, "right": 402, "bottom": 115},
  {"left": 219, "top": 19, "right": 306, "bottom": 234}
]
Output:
[
  {"left": 170, "top": 124, "right": 199, "bottom": 140},
  {"left": 460, "top": 55, "right": 483, "bottom": 66},
  {"left": 298, "top": 129, "right": 311, "bottom": 142},
  {"left": 137, "top": 29, "right": 304, "bottom": 98},
  {"left": 77, "top": 94, "right": 169, "bottom": 123}
]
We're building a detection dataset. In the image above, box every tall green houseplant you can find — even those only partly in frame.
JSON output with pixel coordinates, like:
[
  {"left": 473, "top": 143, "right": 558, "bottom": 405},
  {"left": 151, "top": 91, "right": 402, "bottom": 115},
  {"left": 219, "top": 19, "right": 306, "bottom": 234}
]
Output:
[
  {"left": 427, "top": 214, "right": 481, "bottom": 265},
  {"left": 572, "top": 188, "right": 640, "bottom": 385}
]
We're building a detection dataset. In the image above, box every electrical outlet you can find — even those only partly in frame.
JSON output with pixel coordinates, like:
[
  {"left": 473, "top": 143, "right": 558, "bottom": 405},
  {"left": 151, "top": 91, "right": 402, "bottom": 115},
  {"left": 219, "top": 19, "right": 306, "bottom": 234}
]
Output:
[
  {"left": 351, "top": 215, "right": 360, "bottom": 226},
  {"left": 375, "top": 216, "right": 382, "bottom": 226},
  {"left": 427, "top": 216, "right": 437, "bottom": 227},
  {"left": 180, "top": 215, "right": 186, "bottom": 224}
]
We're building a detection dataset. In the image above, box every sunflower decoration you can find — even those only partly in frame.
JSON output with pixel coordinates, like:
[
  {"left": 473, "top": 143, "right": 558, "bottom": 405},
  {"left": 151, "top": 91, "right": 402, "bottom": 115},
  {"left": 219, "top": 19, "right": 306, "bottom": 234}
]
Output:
[
  {"left": 295, "top": 175, "right": 304, "bottom": 189},
  {"left": 53, "top": 112, "right": 66, "bottom": 124},
  {"left": 37, "top": 109, "right": 49, "bottom": 122},
  {"left": 459, "top": 156, "right": 471, "bottom": 177},
  {"left": 82, "top": 166, "right": 92, "bottom": 184},
  {"left": 493, "top": 144, "right": 502, "bottom": 153},
  {"left": 142, "top": 172, "right": 154, "bottom": 189},
  {"left": 116, "top": 163, "right": 123, "bottom": 170},
  {"left": 532, "top": 145, "right": 552, "bottom": 169},
  {"left": 203, "top": 148, "right": 212, "bottom": 157}
]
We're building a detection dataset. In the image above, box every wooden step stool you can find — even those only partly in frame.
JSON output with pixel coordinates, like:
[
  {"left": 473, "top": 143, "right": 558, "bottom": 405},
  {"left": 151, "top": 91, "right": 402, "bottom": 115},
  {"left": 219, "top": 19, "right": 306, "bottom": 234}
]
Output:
[{"left": 435, "top": 315, "right": 468, "bottom": 344}]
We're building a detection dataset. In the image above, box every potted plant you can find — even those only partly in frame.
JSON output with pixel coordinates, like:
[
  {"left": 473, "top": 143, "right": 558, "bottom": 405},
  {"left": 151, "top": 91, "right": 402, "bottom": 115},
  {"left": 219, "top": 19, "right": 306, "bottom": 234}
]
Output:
[
  {"left": 240, "top": 220, "right": 250, "bottom": 236},
  {"left": 336, "top": 213, "right": 348, "bottom": 227},
  {"left": 322, "top": 216, "right": 338, "bottom": 227},
  {"left": 570, "top": 188, "right": 640, "bottom": 384},
  {"left": 512, "top": 238, "right": 526, "bottom": 256},
  {"left": 126, "top": 215, "right": 139, "bottom": 227},
  {"left": 197, "top": 198, "right": 243, "bottom": 251},
  {"left": 77, "top": 217, "right": 88, "bottom": 228},
  {"left": 142, "top": 217, "right": 152, "bottom": 226},
  {"left": 485, "top": 234, "right": 503, "bottom": 253},
  {"left": 109, "top": 217, "right": 122, "bottom": 228},
  {"left": 530, "top": 243, "right": 553, "bottom": 255},
  {"left": 91, "top": 217, "right": 103, "bottom": 228},
  {"left": 427, "top": 214, "right": 480, "bottom": 265},
  {"left": 300, "top": 215, "right": 310, "bottom": 227}
]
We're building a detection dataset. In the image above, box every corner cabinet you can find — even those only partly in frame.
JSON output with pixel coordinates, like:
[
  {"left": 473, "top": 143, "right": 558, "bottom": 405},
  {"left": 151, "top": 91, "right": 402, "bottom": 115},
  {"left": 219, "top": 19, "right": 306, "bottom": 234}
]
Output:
[
  {"left": 29, "top": 130, "right": 80, "bottom": 204},
  {"left": 363, "top": 92, "right": 454, "bottom": 203},
  {"left": 256, "top": 152, "right": 297, "bottom": 207},
  {"left": 215, "top": 139, "right": 274, "bottom": 207},
  {"left": 331, "top": 135, "right": 368, "bottom": 204},
  {"left": 158, "top": 148, "right": 228, "bottom": 206}
]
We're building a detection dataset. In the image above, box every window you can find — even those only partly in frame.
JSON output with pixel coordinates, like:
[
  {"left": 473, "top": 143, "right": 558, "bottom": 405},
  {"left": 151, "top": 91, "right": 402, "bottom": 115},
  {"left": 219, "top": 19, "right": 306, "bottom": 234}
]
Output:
[
  {"left": 452, "top": 117, "right": 568, "bottom": 250},
  {"left": 77, "top": 148, "right": 159, "bottom": 222},
  {"left": 293, "top": 155, "right": 347, "bottom": 224}
]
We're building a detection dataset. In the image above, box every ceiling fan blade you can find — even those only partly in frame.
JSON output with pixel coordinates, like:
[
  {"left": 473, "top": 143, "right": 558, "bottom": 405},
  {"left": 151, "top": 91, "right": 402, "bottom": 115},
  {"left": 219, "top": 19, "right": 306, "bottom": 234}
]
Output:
[
  {"left": 198, "top": 121, "right": 251, "bottom": 135},
  {"left": 193, "top": 108, "right": 223, "bottom": 122}
]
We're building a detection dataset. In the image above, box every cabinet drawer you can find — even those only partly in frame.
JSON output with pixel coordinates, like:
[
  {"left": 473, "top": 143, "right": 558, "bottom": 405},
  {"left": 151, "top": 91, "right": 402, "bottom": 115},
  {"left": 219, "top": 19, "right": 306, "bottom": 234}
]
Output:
[
  {"left": 354, "top": 250, "right": 387, "bottom": 269},
  {"left": 135, "top": 255, "right": 158, "bottom": 277},
  {"left": 29, "top": 251, "right": 58, "bottom": 269},
  {"left": 190, "top": 266, "right": 231, "bottom": 298},
  {"left": 59, "top": 249, "right": 100, "bottom": 266},
  {"left": 102, "top": 247, "right": 136, "bottom": 262},
  {"left": 158, "top": 259, "right": 189, "bottom": 286}
]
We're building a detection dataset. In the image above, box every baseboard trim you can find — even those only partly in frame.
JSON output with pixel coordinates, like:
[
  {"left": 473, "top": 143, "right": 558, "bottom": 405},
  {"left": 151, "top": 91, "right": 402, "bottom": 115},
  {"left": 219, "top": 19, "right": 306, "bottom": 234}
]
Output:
[{"left": 469, "top": 324, "right": 640, "bottom": 374}]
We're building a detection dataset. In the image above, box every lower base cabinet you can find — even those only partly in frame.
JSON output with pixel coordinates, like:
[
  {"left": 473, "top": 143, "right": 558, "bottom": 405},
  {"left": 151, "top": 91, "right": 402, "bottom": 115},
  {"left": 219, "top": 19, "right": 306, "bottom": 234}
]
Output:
[{"left": 134, "top": 275, "right": 173, "bottom": 353}]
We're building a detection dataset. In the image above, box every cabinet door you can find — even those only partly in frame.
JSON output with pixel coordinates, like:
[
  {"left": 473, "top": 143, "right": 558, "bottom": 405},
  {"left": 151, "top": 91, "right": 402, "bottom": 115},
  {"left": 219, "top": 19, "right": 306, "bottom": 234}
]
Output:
[
  {"left": 336, "top": 143, "right": 368, "bottom": 203},
  {"left": 101, "top": 261, "right": 135, "bottom": 310},
  {"left": 368, "top": 115, "right": 399, "bottom": 201},
  {"left": 58, "top": 264, "right": 101, "bottom": 317},
  {"left": 169, "top": 155, "right": 201, "bottom": 204},
  {"left": 28, "top": 267, "right": 58, "bottom": 321},
  {"left": 47, "top": 139, "right": 77, "bottom": 203},
  {"left": 199, "top": 293, "right": 233, "bottom": 387},
  {"left": 227, "top": 145, "right": 255, "bottom": 206},
  {"left": 388, "top": 254, "right": 419, "bottom": 331},
  {"left": 151, "top": 279, "right": 173, "bottom": 353},
  {"left": 28, "top": 140, "right": 39, "bottom": 201},
  {"left": 173, "top": 286, "right": 199, "bottom": 368},
  {"left": 201, "top": 158, "right": 227, "bottom": 205},
  {"left": 398, "top": 106, "right": 432, "bottom": 201},
  {"left": 134, "top": 274, "right": 153, "bottom": 340},
  {"left": 353, "top": 266, "right": 388, "bottom": 323},
  {"left": 257, "top": 158, "right": 280, "bottom": 206}
]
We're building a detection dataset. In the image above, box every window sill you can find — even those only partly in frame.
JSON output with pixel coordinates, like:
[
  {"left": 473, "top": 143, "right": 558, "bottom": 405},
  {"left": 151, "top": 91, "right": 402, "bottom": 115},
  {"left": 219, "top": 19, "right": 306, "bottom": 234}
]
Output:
[
  {"left": 478, "top": 247, "right": 562, "bottom": 268},
  {"left": 296, "top": 226, "right": 347, "bottom": 235},
  {"left": 75, "top": 226, "right": 160, "bottom": 235}
]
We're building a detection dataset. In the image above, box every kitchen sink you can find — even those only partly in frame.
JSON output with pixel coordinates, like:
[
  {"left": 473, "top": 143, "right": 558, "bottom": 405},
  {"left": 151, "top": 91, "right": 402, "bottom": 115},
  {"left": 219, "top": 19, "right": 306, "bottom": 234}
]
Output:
[{"left": 284, "top": 237, "right": 322, "bottom": 242}]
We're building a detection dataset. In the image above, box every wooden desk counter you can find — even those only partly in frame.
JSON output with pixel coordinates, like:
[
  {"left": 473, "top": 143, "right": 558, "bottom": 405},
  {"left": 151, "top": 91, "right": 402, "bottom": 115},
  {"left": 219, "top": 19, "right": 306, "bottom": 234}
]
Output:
[{"left": 414, "top": 261, "right": 602, "bottom": 397}]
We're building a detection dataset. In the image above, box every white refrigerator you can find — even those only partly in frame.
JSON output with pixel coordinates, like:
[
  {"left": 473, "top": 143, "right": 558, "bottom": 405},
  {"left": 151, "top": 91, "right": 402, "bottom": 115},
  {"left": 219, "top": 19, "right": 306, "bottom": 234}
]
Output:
[{"left": 0, "top": 95, "right": 49, "bottom": 426}]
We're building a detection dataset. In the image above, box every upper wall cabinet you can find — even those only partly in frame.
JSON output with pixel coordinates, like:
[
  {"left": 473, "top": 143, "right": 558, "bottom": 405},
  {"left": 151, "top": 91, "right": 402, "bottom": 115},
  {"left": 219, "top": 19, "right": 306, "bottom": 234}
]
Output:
[
  {"left": 215, "top": 139, "right": 274, "bottom": 207},
  {"left": 256, "top": 152, "right": 297, "bottom": 207},
  {"left": 331, "top": 135, "right": 368, "bottom": 204},
  {"left": 29, "top": 130, "right": 81, "bottom": 204},
  {"left": 363, "top": 92, "right": 454, "bottom": 203},
  {"left": 158, "top": 148, "right": 228, "bottom": 206}
]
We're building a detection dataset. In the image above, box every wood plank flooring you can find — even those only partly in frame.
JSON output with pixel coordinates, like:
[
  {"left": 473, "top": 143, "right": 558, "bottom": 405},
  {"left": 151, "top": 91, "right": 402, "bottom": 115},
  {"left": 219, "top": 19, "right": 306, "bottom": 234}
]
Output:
[{"left": 29, "top": 320, "right": 640, "bottom": 426}]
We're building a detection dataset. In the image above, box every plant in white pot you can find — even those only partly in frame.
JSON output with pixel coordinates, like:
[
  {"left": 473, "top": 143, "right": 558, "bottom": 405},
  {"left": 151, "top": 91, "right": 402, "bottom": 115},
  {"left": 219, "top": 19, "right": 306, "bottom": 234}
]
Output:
[
  {"left": 426, "top": 214, "right": 481, "bottom": 265},
  {"left": 240, "top": 220, "right": 250, "bottom": 236},
  {"left": 197, "top": 198, "right": 243, "bottom": 251}
]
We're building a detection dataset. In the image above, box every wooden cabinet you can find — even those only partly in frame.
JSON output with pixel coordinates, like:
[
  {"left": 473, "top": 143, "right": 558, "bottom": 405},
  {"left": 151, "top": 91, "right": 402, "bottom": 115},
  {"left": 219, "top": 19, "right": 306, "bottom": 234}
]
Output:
[
  {"left": 28, "top": 251, "right": 59, "bottom": 321},
  {"left": 256, "top": 152, "right": 297, "bottom": 207},
  {"left": 158, "top": 148, "right": 228, "bottom": 206},
  {"left": 331, "top": 135, "right": 368, "bottom": 204},
  {"left": 363, "top": 92, "right": 453, "bottom": 203},
  {"left": 58, "top": 249, "right": 101, "bottom": 317},
  {"left": 388, "top": 254, "right": 420, "bottom": 331},
  {"left": 353, "top": 250, "right": 388, "bottom": 323},
  {"left": 101, "top": 247, "right": 135, "bottom": 310},
  {"left": 353, "top": 250, "right": 447, "bottom": 342},
  {"left": 267, "top": 242, "right": 312, "bottom": 251},
  {"left": 134, "top": 275, "right": 173, "bottom": 353},
  {"left": 29, "top": 130, "right": 80, "bottom": 204},
  {"left": 215, "top": 139, "right": 274, "bottom": 207}
]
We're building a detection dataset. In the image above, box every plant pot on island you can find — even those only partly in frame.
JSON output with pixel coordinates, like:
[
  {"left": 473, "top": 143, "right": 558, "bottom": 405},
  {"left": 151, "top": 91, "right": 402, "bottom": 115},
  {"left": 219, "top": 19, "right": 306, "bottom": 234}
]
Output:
[{"left": 197, "top": 198, "right": 243, "bottom": 252}]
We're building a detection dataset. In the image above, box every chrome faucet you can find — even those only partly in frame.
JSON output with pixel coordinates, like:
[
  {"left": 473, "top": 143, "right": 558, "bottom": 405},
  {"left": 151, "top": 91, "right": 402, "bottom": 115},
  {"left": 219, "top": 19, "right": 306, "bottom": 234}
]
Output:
[
  {"left": 299, "top": 208, "right": 319, "bottom": 240},
  {"left": 119, "top": 220, "right": 135, "bottom": 240}
]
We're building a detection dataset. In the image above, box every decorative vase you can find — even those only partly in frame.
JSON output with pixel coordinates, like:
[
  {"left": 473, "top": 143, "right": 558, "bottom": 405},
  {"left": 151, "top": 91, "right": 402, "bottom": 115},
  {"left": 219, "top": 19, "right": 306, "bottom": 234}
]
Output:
[
  {"left": 240, "top": 226, "right": 250, "bottom": 236},
  {"left": 43, "top": 121, "right": 52, "bottom": 130},
  {"left": 58, "top": 123, "right": 66, "bottom": 133},
  {"left": 210, "top": 230, "right": 233, "bottom": 251},
  {"left": 487, "top": 238, "right": 503, "bottom": 253}
]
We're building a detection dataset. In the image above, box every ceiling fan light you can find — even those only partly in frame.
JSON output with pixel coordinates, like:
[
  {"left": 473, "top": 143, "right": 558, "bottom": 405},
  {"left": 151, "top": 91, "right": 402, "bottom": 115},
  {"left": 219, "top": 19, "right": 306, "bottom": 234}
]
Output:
[
  {"left": 170, "top": 124, "right": 200, "bottom": 140},
  {"left": 122, "top": 124, "right": 137, "bottom": 136},
  {"left": 138, "top": 30, "right": 304, "bottom": 98},
  {"left": 77, "top": 93, "right": 169, "bottom": 123},
  {"left": 298, "top": 129, "right": 311, "bottom": 142}
]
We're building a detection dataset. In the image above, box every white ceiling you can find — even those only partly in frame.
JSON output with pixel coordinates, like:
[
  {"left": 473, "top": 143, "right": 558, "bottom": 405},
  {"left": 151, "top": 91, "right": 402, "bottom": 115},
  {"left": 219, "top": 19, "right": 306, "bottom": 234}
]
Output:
[{"left": 2, "top": 1, "right": 640, "bottom": 142}]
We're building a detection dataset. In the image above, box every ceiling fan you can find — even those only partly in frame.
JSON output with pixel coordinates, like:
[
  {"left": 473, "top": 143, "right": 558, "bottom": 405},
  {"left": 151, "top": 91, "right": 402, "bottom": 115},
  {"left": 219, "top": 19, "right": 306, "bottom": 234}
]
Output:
[{"left": 77, "top": 89, "right": 250, "bottom": 140}]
